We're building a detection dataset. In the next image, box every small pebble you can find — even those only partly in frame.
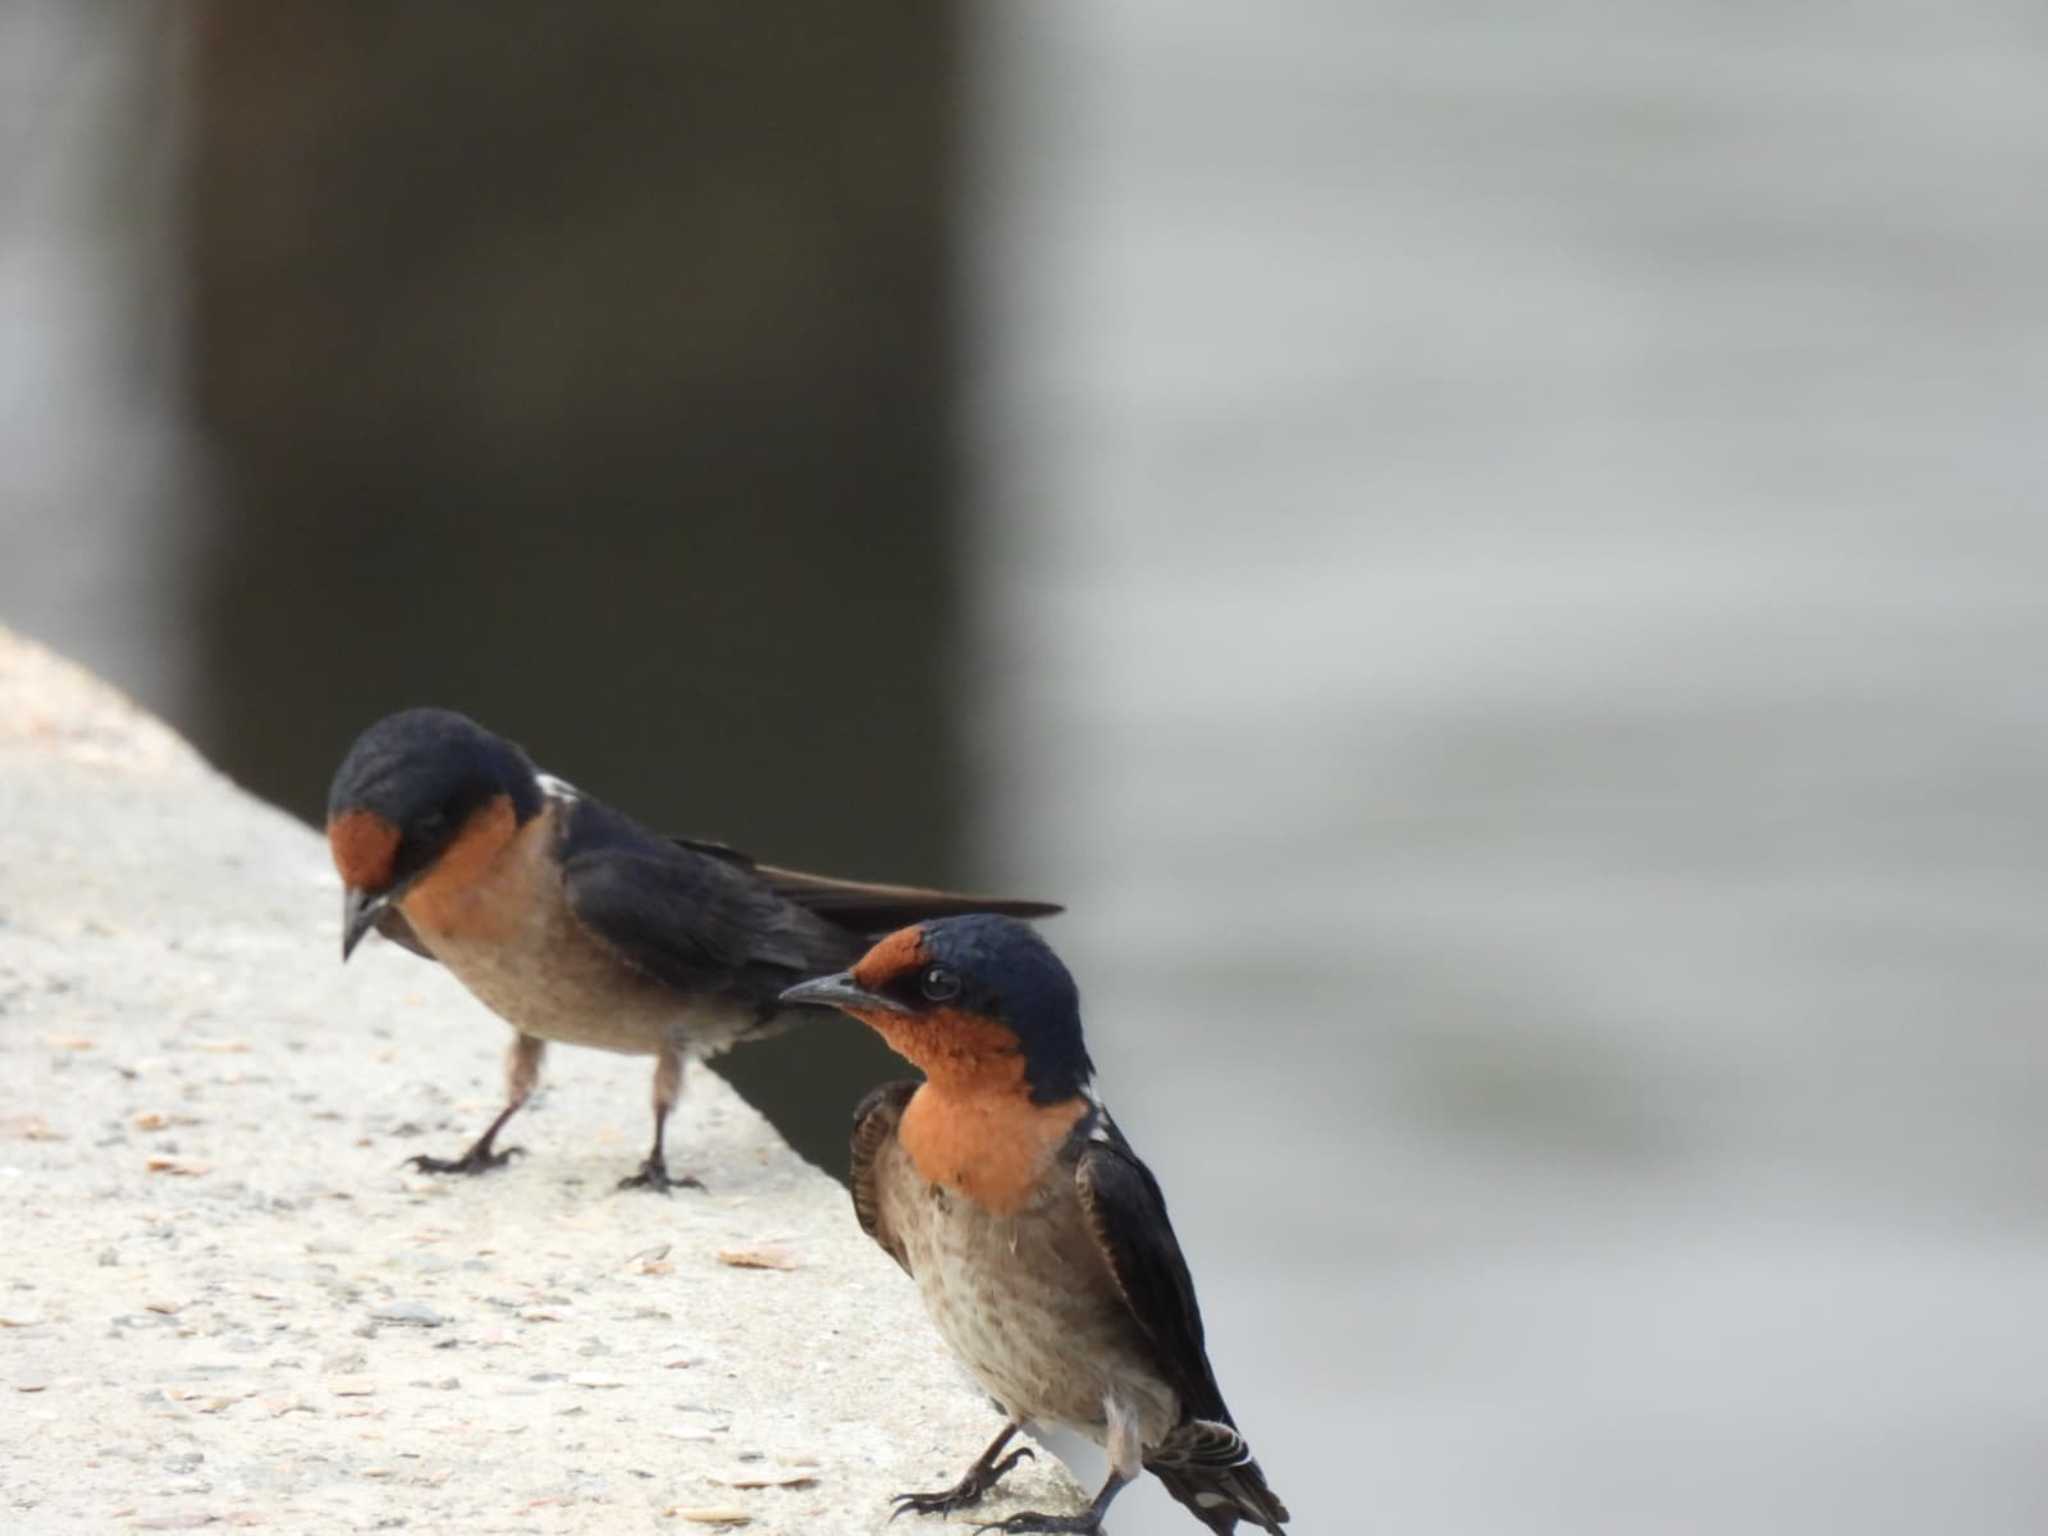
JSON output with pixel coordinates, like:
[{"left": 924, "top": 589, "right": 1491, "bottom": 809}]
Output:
[
  {"left": 710, "top": 1465, "right": 818, "bottom": 1489},
  {"left": 145, "top": 1156, "right": 209, "bottom": 1177},
  {"left": 368, "top": 1300, "right": 445, "bottom": 1327},
  {"left": 714, "top": 1245, "right": 798, "bottom": 1271}
]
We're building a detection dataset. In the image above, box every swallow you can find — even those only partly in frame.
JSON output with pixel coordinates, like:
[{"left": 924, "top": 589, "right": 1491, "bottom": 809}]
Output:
[
  {"left": 781, "top": 915, "right": 1290, "bottom": 1535},
  {"left": 325, "top": 708, "right": 1059, "bottom": 1192}
]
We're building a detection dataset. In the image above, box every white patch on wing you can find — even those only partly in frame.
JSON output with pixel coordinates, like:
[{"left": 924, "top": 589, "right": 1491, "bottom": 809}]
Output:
[
  {"left": 536, "top": 772, "right": 580, "bottom": 805},
  {"left": 1082, "top": 1086, "right": 1115, "bottom": 1144}
]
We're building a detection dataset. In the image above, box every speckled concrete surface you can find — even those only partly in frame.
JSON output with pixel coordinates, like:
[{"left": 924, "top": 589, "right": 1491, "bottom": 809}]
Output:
[{"left": 0, "top": 630, "right": 1078, "bottom": 1534}]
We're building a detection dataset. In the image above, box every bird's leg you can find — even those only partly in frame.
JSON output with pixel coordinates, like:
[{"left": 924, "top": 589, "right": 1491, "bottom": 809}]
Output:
[
  {"left": 410, "top": 1033, "right": 545, "bottom": 1175},
  {"left": 619, "top": 1041, "right": 702, "bottom": 1193},
  {"left": 971, "top": 1469, "right": 1130, "bottom": 1535},
  {"left": 890, "top": 1420, "right": 1034, "bottom": 1519},
  {"left": 975, "top": 1399, "right": 1140, "bottom": 1535}
]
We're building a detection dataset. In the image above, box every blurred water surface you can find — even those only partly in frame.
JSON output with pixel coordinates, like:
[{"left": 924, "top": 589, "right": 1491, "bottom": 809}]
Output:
[
  {"left": 970, "top": 4, "right": 2048, "bottom": 1532},
  {"left": 0, "top": 1, "right": 190, "bottom": 708}
]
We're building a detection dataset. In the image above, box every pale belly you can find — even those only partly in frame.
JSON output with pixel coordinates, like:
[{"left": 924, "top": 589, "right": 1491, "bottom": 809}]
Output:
[
  {"left": 892, "top": 1176, "right": 1179, "bottom": 1449},
  {"left": 397, "top": 802, "right": 767, "bottom": 1058},
  {"left": 407, "top": 879, "right": 752, "bottom": 1058},
  {"left": 426, "top": 922, "right": 680, "bottom": 1054}
]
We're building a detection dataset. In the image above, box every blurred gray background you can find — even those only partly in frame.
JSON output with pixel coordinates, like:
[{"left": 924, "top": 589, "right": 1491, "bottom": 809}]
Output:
[{"left": 6, "top": 2, "right": 2048, "bottom": 1532}]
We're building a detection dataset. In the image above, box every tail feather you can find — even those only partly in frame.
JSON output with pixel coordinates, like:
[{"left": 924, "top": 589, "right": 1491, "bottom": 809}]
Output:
[
  {"left": 669, "top": 839, "right": 1063, "bottom": 935},
  {"left": 757, "top": 862, "right": 1063, "bottom": 934},
  {"left": 1148, "top": 1419, "right": 1290, "bottom": 1534}
]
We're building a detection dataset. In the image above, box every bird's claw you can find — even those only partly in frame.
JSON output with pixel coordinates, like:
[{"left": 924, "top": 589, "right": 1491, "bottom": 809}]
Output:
[
  {"left": 406, "top": 1144, "right": 524, "bottom": 1176},
  {"left": 617, "top": 1159, "right": 704, "bottom": 1195},
  {"left": 972, "top": 1513, "right": 1101, "bottom": 1536},
  {"left": 890, "top": 1449, "right": 1036, "bottom": 1520}
]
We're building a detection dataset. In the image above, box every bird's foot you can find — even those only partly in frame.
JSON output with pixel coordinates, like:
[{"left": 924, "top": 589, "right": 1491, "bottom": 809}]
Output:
[
  {"left": 407, "top": 1144, "right": 524, "bottom": 1177},
  {"left": 972, "top": 1510, "right": 1102, "bottom": 1536},
  {"left": 890, "top": 1449, "right": 1035, "bottom": 1519},
  {"left": 617, "top": 1157, "right": 704, "bottom": 1194}
]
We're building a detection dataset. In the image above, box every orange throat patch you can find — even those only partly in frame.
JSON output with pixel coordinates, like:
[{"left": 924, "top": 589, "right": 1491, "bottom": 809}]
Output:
[
  {"left": 395, "top": 794, "right": 524, "bottom": 940},
  {"left": 897, "top": 1083, "right": 1089, "bottom": 1216}
]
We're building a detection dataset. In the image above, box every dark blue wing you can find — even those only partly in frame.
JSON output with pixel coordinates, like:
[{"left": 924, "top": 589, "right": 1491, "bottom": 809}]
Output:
[
  {"left": 850, "top": 1079, "right": 920, "bottom": 1274},
  {"left": 1077, "top": 1115, "right": 1293, "bottom": 1532},
  {"left": 1074, "top": 1116, "right": 1232, "bottom": 1425},
  {"left": 559, "top": 799, "right": 856, "bottom": 1001}
]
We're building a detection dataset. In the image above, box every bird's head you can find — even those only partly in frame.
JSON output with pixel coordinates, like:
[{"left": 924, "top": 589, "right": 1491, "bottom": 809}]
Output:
[
  {"left": 781, "top": 913, "right": 1093, "bottom": 1104},
  {"left": 326, "top": 708, "right": 543, "bottom": 959}
]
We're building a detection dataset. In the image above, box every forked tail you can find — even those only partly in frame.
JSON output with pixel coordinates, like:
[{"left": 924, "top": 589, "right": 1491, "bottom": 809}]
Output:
[{"left": 1148, "top": 1418, "right": 1290, "bottom": 1534}]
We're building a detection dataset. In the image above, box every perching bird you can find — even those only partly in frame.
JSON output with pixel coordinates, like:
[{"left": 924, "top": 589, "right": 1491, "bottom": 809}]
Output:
[
  {"left": 325, "top": 708, "right": 1059, "bottom": 1191},
  {"left": 780, "top": 915, "right": 1289, "bottom": 1535}
]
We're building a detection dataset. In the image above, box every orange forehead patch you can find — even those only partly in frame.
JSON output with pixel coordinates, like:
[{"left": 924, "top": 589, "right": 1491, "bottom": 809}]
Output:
[
  {"left": 851, "top": 925, "right": 929, "bottom": 991},
  {"left": 327, "top": 809, "right": 400, "bottom": 891}
]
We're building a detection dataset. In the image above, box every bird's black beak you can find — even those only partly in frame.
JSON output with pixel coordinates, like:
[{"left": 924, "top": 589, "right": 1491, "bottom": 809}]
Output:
[
  {"left": 778, "top": 970, "right": 907, "bottom": 1014},
  {"left": 341, "top": 885, "right": 394, "bottom": 961}
]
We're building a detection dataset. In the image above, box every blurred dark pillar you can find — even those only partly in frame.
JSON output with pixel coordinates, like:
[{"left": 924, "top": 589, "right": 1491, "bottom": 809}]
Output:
[{"left": 183, "top": 2, "right": 966, "bottom": 1177}]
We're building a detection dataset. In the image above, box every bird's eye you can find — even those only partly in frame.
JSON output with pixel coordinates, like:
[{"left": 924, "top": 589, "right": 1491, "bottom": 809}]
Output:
[{"left": 919, "top": 965, "right": 961, "bottom": 1002}]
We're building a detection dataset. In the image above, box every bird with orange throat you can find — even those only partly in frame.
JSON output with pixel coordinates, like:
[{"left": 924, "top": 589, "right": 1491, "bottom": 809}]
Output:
[
  {"left": 325, "top": 708, "right": 1058, "bottom": 1191},
  {"left": 781, "top": 915, "right": 1289, "bottom": 1534}
]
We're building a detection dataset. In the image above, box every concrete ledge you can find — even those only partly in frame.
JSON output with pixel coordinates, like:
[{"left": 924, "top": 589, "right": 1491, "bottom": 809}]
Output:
[{"left": 0, "top": 629, "right": 1079, "bottom": 1533}]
